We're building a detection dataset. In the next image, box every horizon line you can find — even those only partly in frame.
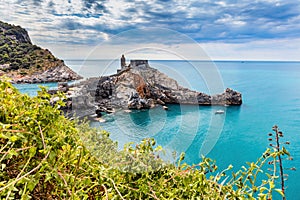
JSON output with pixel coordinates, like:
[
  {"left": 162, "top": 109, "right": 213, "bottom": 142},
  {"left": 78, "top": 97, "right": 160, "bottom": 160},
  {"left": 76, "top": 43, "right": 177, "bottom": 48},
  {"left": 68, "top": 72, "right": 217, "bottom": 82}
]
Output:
[{"left": 64, "top": 59, "right": 300, "bottom": 62}]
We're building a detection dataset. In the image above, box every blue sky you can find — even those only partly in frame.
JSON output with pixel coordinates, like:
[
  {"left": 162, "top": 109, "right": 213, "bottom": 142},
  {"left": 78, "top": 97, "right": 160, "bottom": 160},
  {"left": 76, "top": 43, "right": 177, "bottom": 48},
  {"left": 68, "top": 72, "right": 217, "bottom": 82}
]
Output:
[{"left": 1, "top": 0, "right": 300, "bottom": 60}]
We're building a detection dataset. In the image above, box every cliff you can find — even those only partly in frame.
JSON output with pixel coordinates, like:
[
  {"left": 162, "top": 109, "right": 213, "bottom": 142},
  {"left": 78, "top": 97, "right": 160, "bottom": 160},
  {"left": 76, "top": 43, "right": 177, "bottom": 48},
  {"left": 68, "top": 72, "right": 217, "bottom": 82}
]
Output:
[
  {"left": 95, "top": 62, "right": 242, "bottom": 111},
  {"left": 0, "top": 21, "right": 81, "bottom": 83},
  {"left": 62, "top": 60, "right": 241, "bottom": 118}
]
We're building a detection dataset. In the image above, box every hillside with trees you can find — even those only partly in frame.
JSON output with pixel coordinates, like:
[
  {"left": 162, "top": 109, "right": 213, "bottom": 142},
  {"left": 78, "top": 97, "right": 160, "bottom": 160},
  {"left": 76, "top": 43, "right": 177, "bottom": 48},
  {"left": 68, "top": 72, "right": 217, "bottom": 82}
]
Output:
[{"left": 0, "top": 21, "right": 81, "bottom": 83}]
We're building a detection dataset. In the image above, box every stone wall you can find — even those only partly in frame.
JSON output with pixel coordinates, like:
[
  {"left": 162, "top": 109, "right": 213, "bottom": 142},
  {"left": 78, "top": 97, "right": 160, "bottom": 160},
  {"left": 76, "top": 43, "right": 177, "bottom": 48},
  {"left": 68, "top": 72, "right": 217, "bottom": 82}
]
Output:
[{"left": 130, "top": 60, "right": 148, "bottom": 68}]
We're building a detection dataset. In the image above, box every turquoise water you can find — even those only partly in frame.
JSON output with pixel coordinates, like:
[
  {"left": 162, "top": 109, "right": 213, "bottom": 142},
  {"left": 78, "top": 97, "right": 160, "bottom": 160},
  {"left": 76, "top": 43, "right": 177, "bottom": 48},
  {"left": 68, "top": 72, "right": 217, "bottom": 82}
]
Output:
[
  {"left": 17, "top": 60, "right": 300, "bottom": 198},
  {"left": 13, "top": 82, "right": 58, "bottom": 96}
]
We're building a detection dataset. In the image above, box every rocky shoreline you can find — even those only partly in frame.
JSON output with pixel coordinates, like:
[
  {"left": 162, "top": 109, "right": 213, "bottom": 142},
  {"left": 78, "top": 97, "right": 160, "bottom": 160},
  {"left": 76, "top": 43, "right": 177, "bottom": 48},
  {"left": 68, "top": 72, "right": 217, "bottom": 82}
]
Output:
[
  {"left": 59, "top": 59, "right": 242, "bottom": 118},
  {"left": 8, "top": 63, "right": 82, "bottom": 84}
]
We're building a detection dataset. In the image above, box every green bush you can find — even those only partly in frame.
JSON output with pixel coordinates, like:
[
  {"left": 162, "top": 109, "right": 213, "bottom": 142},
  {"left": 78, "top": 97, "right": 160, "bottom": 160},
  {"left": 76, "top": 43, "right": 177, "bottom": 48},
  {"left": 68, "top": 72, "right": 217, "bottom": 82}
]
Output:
[
  {"left": 0, "top": 79, "right": 289, "bottom": 199},
  {"left": 9, "top": 62, "right": 19, "bottom": 70},
  {"left": 36, "top": 64, "right": 42, "bottom": 69},
  {"left": 19, "top": 71, "right": 27, "bottom": 76},
  {"left": 2, "top": 53, "right": 9, "bottom": 63}
]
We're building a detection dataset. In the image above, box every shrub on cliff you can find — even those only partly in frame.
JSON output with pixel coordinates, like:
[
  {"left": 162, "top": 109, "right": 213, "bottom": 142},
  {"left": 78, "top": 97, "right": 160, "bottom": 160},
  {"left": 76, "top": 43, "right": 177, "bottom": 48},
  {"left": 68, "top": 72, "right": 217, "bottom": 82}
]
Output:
[{"left": 0, "top": 79, "right": 289, "bottom": 199}]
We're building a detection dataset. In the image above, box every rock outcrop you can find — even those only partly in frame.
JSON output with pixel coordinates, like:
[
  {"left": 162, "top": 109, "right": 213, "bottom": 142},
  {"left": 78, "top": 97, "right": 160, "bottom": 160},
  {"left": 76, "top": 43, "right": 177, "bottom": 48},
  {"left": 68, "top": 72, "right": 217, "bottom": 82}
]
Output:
[
  {"left": 0, "top": 21, "right": 31, "bottom": 44},
  {"left": 94, "top": 61, "right": 242, "bottom": 112},
  {"left": 0, "top": 20, "right": 82, "bottom": 83},
  {"left": 55, "top": 60, "right": 242, "bottom": 119},
  {"left": 12, "top": 63, "right": 82, "bottom": 84}
]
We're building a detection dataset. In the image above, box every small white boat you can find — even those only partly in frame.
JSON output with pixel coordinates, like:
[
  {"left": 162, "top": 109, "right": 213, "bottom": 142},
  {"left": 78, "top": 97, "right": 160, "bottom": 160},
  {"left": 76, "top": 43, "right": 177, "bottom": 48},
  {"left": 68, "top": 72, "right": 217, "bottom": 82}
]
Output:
[
  {"left": 97, "top": 118, "right": 106, "bottom": 123},
  {"left": 215, "top": 110, "right": 225, "bottom": 114},
  {"left": 162, "top": 106, "right": 169, "bottom": 110}
]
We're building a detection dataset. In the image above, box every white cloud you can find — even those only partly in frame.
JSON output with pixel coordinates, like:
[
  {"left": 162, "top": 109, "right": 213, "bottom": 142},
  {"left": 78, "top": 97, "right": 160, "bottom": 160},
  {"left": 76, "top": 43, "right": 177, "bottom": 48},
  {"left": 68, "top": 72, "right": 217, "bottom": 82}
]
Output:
[
  {"left": 1, "top": 0, "right": 300, "bottom": 61},
  {"left": 215, "top": 14, "right": 246, "bottom": 26},
  {"left": 216, "top": 1, "right": 227, "bottom": 7},
  {"left": 200, "top": 38, "right": 300, "bottom": 61},
  {"left": 50, "top": 0, "right": 84, "bottom": 14},
  {"left": 40, "top": 37, "right": 300, "bottom": 62}
]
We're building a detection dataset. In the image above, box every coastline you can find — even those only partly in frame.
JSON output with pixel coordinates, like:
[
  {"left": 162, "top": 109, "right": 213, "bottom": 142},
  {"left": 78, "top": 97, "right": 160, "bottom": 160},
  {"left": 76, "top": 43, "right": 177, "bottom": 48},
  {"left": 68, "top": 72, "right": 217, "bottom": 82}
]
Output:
[{"left": 13, "top": 60, "right": 300, "bottom": 198}]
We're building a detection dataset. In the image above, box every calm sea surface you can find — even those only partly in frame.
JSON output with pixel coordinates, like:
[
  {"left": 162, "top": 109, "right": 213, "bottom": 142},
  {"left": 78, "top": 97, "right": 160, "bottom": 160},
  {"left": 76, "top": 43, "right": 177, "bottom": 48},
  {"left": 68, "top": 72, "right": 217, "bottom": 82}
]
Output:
[{"left": 15, "top": 60, "right": 300, "bottom": 198}]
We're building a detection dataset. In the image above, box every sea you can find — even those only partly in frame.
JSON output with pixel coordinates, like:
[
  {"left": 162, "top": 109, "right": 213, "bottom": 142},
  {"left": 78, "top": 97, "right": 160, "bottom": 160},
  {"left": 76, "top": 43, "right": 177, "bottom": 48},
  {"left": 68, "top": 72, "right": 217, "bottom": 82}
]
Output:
[{"left": 14, "top": 60, "right": 300, "bottom": 199}]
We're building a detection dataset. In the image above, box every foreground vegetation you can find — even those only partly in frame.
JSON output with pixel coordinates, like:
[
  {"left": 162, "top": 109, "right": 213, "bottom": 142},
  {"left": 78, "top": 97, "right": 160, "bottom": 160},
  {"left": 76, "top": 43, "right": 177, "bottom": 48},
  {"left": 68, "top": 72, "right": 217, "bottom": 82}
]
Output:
[{"left": 0, "top": 79, "right": 290, "bottom": 199}]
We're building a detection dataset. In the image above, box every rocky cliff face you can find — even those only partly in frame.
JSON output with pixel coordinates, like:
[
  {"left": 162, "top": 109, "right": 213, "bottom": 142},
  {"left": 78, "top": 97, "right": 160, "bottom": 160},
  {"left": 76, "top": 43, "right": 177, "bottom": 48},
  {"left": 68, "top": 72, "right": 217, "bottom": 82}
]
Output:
[
  {"left": 58, "top": 62, "right": 242, "bottom": 118},
  {"left": 0, "top": 20, "right": 81, "bottom": 83},
  {"left": 0, "top": 21, "right": 31, "bottom": 44},
  {"left": 94, "top": 62, "right": 242, "bottom": 112}
]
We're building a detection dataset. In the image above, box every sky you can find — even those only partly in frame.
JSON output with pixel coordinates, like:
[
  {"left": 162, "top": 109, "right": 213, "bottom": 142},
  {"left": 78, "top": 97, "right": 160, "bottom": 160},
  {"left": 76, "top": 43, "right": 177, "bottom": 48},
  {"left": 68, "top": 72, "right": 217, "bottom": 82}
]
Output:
[{"left": 1, "top": 0, "right": 300, "bottom": 61}]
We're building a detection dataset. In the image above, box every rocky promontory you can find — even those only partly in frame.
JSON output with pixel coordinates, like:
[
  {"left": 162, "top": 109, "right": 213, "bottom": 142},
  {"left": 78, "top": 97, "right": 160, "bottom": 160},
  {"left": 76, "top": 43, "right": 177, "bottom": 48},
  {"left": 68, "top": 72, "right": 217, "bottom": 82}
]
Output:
[
  {"left": 95, "top": 60, "right": 242, "bottom": 111},
  {"left": 0, "top": 20, "right": 81, "bottom": 83},
  {"left": 64, "top": 59, "right": 242, "bottom": 117}
]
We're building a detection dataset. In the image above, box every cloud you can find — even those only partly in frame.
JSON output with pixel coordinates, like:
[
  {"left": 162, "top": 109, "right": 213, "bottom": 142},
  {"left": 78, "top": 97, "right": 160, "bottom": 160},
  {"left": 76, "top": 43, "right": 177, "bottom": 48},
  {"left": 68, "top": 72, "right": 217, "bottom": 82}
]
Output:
[{"left": 1, "top": 0, "right": 300, "bottom": 60}]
